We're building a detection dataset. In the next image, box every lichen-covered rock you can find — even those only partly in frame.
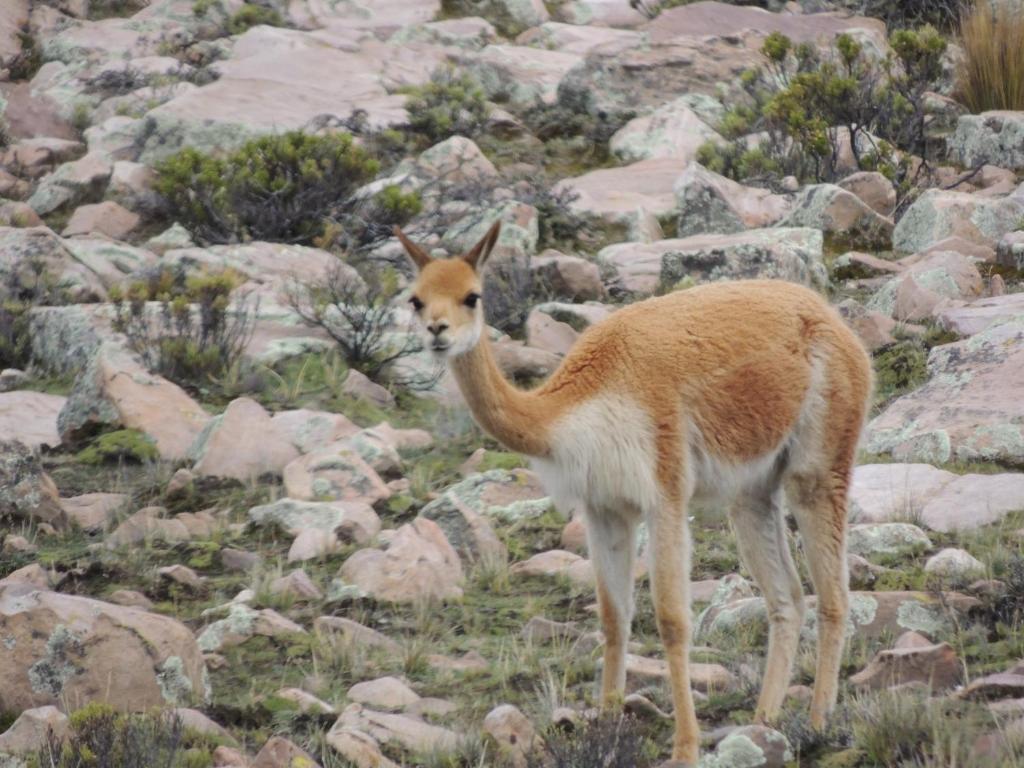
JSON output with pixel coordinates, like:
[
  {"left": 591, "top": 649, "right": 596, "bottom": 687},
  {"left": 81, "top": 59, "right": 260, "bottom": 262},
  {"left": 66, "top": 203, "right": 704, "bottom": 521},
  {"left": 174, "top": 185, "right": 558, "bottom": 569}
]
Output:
[
  {"left": 283, "top": 444, "right": 391, "bottom": 506},
  {"left": 339, "top": 518, "right": 464, "bottom": 603},
  {"left": 465, "top": 44, "right": 580, "bottom": 107},
  {"left": 949, "top": 111, "right": 1024, "bottom": 170},
  {"left": 892, "top": 189, "right": 1024, "bottom": 253},
  {"left": 674, "top": 163, "right": 791, "bottom": 237},
  {"left": 424, "top": 469, "right": 550, "bottom": 524},
  {"left": 189, "top": 397, "right": 300, "bottom": 481},
  {"left": 699, "top": 725, "right": 792, "bottom": 768},
  {"left": 848, "top": 523, "right": 932, "bottom": 557},
  {"left": 937, "top": 292, "right": 1024, "bottom": 337},
  {"left": 248, "top": 498, "right": 381, "bottom": 544},
  {"left": 925, "top": 548, "right": 985, "bottom": 580},
  {"left": 867, "top": 319, "right": 1024, "bottom": 466},
  {"left": 778, "top": 183, "right": 894, "bottom": 250},
  {"left": 0, "top": 440, "right": 66, "bottom": 530},
  {"left": 390, "top": 17, "right": 497, "bottom": 51},
  {"left": 0, "top": 584, "right": 208, "bottom": 712},
  {"left": 419, "top": 485, "right": 508, "bottom": 563},
  {"left": 58, "top": 342, "right": 211, "bottom": 461},
  {"left": 697, "top": 590, "right": 977, "bottom": 643},
  {"left": 610, "top": 99, "right": 723, "bottom": 163},
  {"left": 866, "top": 250, "right": 983, "bottom": 322},
  {"left": 26, "top": 152, "right": 112, "bottom": 217},
  {"left": 835, "top": 299, "right": 898, "bottom": 351},
  {"left": 600, "top": 228, "right": 826, "bottom": 297},
  {"left": 996, "top": 230, "right": 1024, "bottom": 271},
  {"left": 196, "top": 603, "right": 306, "bottom": 652},
  {"left": 0, "top": 226, "right": 107, "bottom": 302}
]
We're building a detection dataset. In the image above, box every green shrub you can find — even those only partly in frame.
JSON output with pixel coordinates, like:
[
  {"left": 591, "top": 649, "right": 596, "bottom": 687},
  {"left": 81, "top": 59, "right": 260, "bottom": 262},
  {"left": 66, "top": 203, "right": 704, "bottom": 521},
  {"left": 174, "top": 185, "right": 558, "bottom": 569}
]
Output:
[
  {"left": 405, "top": 68, "right": 490, "bottom": 144},
  {"left": 111, "top": 266, "right": 256, "bottom": 389},
  {"left": 873, "top": 338, "right": 928, "bottom": 407},
  {"left": 77, "top": 429, "right": 160, "bottom": 465},
  {"left": 30, "top": 703, "right": 213, "bottom": 768},
  {"left": 956, "top": 0, "right": 1024, "bottom": 112},
  {"left": 698, "top": 27, "right": 946, "bottom": 188},
  {"left": 154, "top": 131, "right": 381, "bottom": 245},
  {"left": 228, "top": 4, "right": 284, "bottom": 34}
]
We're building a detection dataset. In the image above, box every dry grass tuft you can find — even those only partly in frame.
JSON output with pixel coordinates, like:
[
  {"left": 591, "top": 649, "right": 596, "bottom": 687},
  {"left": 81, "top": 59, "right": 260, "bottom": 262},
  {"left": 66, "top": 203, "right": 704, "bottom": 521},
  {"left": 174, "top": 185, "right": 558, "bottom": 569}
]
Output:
[{"left": 956, "top": 0, "right": 1024, "bottom": 112}]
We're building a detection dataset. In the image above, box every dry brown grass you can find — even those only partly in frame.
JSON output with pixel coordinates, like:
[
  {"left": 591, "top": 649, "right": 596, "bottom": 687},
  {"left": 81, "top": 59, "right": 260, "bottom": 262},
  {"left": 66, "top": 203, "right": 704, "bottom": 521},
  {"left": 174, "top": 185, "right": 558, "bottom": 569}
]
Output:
[{"left": 956, "top": 0, "right": 1024, "bottom": 112}]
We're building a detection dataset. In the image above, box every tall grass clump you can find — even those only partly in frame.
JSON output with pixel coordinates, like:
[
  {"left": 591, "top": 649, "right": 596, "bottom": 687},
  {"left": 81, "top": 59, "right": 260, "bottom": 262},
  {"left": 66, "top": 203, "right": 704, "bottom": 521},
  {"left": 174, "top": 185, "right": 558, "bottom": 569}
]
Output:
[{"left": 956, "top": 0, "right": 1024, "bottom": 112}]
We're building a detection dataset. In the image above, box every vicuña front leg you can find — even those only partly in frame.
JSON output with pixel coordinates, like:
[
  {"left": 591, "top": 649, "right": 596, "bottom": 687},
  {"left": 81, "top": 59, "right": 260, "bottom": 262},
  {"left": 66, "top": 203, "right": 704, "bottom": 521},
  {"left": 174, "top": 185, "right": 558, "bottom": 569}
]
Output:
[
  {"left": 585, "top": 508, "right": 637, "bottom": 707},
  {"left": 649, "top": 508, "right": 699, "bottom": 764}
]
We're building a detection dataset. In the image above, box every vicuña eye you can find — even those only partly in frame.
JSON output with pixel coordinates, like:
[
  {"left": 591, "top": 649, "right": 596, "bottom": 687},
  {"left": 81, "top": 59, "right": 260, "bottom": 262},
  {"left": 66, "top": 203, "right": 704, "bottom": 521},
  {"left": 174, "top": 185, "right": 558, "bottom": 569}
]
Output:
[
  {"left": 463, "top": 292, "right": 481, "bottom": 309},
  {"left": 409, "top": 296, "right": 424, "bottom": 311}
]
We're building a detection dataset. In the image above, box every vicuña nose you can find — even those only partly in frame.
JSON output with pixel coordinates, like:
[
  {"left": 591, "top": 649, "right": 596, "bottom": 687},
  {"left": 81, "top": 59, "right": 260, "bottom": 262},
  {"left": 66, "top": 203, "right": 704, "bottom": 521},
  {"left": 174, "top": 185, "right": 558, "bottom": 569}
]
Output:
[{"left": 427, "top": 321, "right": 448, "bottom": 336}]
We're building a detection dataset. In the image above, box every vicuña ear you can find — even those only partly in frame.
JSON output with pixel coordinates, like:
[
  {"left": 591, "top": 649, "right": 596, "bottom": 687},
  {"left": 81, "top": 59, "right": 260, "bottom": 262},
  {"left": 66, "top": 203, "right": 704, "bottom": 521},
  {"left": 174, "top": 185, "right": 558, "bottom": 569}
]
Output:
[
  {"left": 464, "top": 220, "right": 501, "bottom": 271},
  {"left": 394, "top": 226, "right": 432, "bottom": 271}
]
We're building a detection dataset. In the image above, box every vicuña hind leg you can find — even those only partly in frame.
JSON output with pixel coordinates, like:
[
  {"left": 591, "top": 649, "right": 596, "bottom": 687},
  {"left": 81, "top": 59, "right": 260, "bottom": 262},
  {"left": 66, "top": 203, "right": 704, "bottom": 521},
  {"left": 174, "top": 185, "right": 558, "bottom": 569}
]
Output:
[
  {"left": 787, "top": 470, "right": 850, "bottom": 729},
  {"left": 585, "top": 507, "right": 637, "bottom": 707},
  {"left": 729, "top": 489, "right": 804, "bottom": 724},
  {"left": 648, "top": 506, "right": 699, "bottom": 764}
]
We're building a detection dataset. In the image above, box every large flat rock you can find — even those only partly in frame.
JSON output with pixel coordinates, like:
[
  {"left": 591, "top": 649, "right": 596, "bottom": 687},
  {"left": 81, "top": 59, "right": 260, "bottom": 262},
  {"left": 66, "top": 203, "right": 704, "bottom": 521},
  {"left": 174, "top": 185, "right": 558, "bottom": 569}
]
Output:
[
  {"left": 0, "top": 391, "right": 65, "bottom": 450},
  {"left": 867, "top": 319, "right": 1024, "bottom": 466},
  {"left": 850, "top": 463, "right": 1024, "bottom": 532}
]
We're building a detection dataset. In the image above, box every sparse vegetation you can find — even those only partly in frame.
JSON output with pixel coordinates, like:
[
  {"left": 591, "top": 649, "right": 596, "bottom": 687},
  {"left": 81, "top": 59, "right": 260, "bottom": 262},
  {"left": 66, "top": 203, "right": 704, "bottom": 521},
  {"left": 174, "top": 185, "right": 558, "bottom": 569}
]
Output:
[
  {"left": 77, "top": 429, "right": 161, "bottom": 465},
  {"left": 227, "top": 4, "right": 284, "bottom": 35},
  {"left": 956, "top": 0, "right": 1024, "bottom": 112},
  {"left": 110, "top": 267, "right": 256, "bottom": 390},
  {"left": 1, "top": 259, "right": 71, "bottom": 370},
  {"left": 404, "top": 68, "right": 491, "bottom": 145}
]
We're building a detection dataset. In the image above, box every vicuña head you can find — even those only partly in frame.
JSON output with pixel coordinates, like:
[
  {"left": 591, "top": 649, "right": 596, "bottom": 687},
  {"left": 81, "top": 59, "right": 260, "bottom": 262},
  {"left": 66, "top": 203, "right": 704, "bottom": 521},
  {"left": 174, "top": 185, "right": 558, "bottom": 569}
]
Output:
[
  {"left": 395, "top": 221, "right": 500, "bottom": 359},
  {"left": 395, "top": 220, "right": 873, "bottom": 765}
]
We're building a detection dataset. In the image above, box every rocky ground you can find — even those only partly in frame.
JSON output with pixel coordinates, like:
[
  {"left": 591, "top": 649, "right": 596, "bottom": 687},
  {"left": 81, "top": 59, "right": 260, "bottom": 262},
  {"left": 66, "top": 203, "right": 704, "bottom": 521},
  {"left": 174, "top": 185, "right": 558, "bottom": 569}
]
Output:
[{"left": 2, "top": 0, "right": 1024, "bottom": 766}]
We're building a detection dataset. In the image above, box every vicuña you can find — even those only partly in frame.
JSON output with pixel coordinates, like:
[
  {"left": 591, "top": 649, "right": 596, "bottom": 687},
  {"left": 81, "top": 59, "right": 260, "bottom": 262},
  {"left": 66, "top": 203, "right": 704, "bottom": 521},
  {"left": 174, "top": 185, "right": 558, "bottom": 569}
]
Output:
[{"left": 396, "top": 222, "right": 873, "bottom": 763}]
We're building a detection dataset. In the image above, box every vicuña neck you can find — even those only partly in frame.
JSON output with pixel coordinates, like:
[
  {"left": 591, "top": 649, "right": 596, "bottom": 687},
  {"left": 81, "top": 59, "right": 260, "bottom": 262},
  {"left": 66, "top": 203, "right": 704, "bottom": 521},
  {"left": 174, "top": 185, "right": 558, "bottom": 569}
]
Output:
[{"left": 449, "top": 336, "right": 553, "bottom": 458}]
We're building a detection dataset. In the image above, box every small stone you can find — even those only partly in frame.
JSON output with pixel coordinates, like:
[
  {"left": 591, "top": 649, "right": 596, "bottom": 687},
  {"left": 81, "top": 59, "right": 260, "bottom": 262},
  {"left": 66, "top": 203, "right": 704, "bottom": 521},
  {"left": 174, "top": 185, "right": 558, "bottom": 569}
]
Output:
[
  {"left": 165, "top": 468, "right": 195, "bottom": 500},
  {"left": 924, "top": 548, "right": 985, "bottom": 581},
  {"left": 3, "top": 534, "right": 36, "bottom": 554},
  {"left": 347, "top": 676, "right": 420, "bottom": 711},
  {"left": 158, "top": 564, "right": 206, "bottom": 591},
  {"left": 251, "top": 735, "right": 321, "bottom": 768},
  {"left": 107, "top": 589, "right": 153, "bottom": 610},
  {"left": 484, "top": 704, "right": 537, "bottom": 764},
  {"left": 0, "top": 706, "right": 69, "bottom": 756},
  {"left": 314, "top": 616, "right": 401, "bottom": 655},
  {"left": 288, "top": 528, "right": 340, "bottom": 563},
  {"left": 276, "top": 687, "right": 336, "bottom": 715},
  {"left": 221, "top": 547, "right": 262, "bottom": 572},
  {"left": 269, "top": 569, "right": 323, "bottom": 601},
  {"left": 849, "top": 641, "right": 962, "bottom": 692}
]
